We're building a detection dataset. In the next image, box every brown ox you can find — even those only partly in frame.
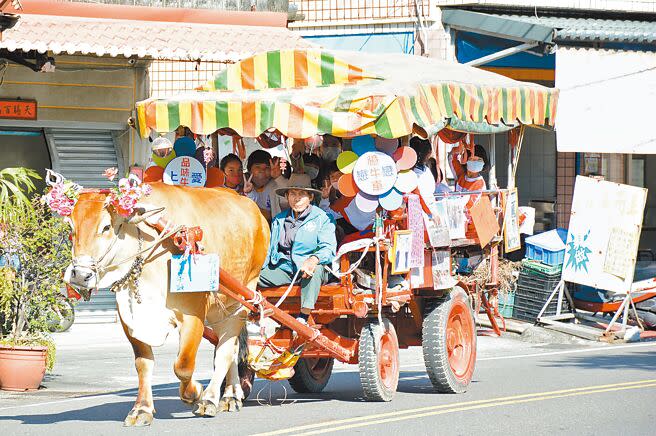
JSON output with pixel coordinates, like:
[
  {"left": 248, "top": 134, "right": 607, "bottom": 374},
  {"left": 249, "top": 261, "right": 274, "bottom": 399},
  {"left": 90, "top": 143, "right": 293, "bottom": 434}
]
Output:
[{"left": 64, "top": 182, "right": 269, "bottom": 426}]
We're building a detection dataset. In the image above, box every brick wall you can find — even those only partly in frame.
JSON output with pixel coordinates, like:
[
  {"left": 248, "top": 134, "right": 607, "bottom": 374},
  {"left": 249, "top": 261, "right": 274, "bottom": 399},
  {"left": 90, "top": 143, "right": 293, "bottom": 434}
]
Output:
[{"left": 556, "top": 152, "right": 576, "bottom": 228}]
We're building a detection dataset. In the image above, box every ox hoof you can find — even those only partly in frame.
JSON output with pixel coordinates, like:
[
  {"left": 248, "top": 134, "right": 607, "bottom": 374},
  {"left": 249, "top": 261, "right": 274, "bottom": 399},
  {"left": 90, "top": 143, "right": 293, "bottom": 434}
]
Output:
[
  {"left": 219, "top": 396, "right": 242, "bottom": 413},
  {"left": 180, "top": 381, "right": 204, "bottom": 405},
  {"left": 124, "top": 409, "right": 154, "bottom": 427},
  {"left": 193, "top": 400, "right": 218, "bottom": 418}
]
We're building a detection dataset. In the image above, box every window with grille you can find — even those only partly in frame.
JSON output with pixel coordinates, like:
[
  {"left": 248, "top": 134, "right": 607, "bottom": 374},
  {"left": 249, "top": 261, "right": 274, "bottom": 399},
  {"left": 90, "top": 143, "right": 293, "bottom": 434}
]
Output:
[
  {"left": 149, "top": 60, "right": 228, "bottom": 99},
  {"left": 297, "top": 0, "right": 430, "bottom": 22}
]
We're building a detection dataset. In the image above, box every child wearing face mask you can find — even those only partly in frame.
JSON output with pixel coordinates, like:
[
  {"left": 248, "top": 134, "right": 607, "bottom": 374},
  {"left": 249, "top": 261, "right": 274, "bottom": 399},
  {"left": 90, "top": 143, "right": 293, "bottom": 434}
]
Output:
[
  {"left": 449, "top": 143, "right": 488, "bottom": 208},
  {"left": 219, "top": 153, "right": 244, "bottom": 194},
  {"left": 318, "top": 162, "right": 375, "bottom": 244}
]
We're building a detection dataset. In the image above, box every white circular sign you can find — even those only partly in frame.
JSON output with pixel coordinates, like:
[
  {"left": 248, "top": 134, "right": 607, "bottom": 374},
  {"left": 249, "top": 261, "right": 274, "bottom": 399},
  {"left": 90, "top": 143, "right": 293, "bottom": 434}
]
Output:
[
  {"left": 163, "top": 156, "right": 207, "bottom": 187},
  {"left": 351, "top": 151, "right": 397, "bottom": 196}
]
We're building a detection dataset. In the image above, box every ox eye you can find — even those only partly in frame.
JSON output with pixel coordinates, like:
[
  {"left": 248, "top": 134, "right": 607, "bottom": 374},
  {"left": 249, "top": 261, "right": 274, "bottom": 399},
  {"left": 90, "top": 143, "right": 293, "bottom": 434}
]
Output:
[{"left": 102, "top": 224, "right": 112, "bottom": 234}]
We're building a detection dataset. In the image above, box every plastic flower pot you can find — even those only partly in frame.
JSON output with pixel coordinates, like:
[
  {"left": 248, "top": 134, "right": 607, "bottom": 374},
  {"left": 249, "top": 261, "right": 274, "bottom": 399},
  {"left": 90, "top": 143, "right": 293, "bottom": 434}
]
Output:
[{"left": 0, "top": 344, "right": 47, "bottom": 391}]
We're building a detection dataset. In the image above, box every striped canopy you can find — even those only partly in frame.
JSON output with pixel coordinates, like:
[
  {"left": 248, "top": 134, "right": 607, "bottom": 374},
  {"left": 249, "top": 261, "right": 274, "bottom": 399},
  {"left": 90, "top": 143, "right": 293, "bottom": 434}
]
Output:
[{"left": 136, "top": 49, "right": 559, "bottom": 139}]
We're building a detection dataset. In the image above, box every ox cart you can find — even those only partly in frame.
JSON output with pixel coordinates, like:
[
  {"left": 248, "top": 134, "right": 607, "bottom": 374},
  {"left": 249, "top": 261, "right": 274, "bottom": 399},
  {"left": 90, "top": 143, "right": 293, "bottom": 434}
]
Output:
[{"left": 136, "top": 49, "right": 558, "bottom": 401}]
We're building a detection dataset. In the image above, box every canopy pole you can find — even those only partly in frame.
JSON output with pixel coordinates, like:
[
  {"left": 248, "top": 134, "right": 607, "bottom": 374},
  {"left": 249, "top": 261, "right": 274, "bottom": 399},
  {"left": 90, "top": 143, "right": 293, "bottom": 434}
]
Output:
[
  {"left": 466, "top": 42, "right": 539, "bottom": 67},
  {"left": 489, "top": 134, "right": 497, "bottom": 189}
]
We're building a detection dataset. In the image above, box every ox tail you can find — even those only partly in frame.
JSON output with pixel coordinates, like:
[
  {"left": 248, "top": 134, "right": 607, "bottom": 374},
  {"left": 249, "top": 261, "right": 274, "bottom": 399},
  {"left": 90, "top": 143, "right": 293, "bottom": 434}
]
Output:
[{"left": 238, "top": 325, "right": 249, "bottom": 370}]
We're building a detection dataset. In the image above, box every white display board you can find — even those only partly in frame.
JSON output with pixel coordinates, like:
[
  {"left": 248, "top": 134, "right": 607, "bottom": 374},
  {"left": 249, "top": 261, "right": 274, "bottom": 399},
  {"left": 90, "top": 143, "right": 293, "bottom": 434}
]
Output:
[
  {"left": 163, "top": 156, "right": 207, "bottom": 187},
  {"left": 562, "top": 176, "right": 647, "bottom": 293}
]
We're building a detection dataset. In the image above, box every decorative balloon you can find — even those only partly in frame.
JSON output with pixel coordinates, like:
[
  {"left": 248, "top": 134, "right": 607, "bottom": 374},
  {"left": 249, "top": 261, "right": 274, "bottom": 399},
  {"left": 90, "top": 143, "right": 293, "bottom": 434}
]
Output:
[{"left": 173, "top": 136, "right": 197, "bottom": 158}]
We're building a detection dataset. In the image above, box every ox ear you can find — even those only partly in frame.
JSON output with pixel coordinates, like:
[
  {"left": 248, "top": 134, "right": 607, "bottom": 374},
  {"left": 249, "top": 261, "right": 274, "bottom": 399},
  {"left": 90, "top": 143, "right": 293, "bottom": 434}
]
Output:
[{"left": 126, "top": 204, "right": 165, "bottom": 225}]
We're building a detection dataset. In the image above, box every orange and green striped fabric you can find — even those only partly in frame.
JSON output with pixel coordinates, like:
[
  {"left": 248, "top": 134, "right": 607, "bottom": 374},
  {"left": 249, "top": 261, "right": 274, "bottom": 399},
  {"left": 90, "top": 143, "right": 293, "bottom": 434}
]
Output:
[
  {"left": 137, "top": 50, "right": 559, "bottom": 139},
  {"left": 199, "top": 49, "right": 381, "bottom": 91}
]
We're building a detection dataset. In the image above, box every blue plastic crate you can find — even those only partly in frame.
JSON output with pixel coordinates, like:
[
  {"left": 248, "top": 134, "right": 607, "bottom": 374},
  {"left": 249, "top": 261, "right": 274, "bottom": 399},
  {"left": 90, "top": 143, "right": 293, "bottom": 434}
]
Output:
[{"left": 525, "top": 228, "right": 567, "bottom": 266}]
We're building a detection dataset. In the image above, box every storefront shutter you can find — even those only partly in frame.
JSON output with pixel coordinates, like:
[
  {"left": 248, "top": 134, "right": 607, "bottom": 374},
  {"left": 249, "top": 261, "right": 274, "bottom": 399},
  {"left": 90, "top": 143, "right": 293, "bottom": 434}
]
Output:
[
  {"left": 45, "top": 129, "right": 121, "bottom": 188},
  {"left": 45, "top": 128, "right": 120, "bottom": 322}
]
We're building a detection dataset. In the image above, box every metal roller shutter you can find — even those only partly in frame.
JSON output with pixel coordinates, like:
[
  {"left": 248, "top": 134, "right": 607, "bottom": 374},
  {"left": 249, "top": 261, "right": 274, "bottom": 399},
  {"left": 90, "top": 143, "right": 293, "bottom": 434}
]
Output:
[
  {"left": 46, "top": 128, "right": 121, "bottom": 322},
  {"left": 46, "top": 129, "right": 121, "bottom": 188}
]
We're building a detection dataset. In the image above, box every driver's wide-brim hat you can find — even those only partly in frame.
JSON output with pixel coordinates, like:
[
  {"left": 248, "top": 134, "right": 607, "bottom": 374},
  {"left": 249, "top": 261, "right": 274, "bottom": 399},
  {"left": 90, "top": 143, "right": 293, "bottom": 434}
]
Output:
[{"left": 275, "top": 173, "right": 322, "bottom": 198}]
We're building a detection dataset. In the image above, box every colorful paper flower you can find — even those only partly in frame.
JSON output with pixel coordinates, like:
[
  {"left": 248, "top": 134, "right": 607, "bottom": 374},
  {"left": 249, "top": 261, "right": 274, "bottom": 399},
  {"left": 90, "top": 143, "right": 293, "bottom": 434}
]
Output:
[
  {"left": 105, "top": 171, "right": 152, "bottom": 217},
  {"left": 42, "top": 181, "right": 82, "bottom": 217}
]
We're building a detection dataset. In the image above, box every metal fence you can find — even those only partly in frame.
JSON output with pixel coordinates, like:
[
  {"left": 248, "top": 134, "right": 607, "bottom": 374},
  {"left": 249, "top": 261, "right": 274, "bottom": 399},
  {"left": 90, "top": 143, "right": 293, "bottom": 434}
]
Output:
[
  {"left": 61, "top": 0, "right": 289, "bottom": 12},
  {"left": 297, "top": 0, "right": 430, "bottom": 22},
  {"left": 149, "top": 60, "right": 227, "bottom": 99}
]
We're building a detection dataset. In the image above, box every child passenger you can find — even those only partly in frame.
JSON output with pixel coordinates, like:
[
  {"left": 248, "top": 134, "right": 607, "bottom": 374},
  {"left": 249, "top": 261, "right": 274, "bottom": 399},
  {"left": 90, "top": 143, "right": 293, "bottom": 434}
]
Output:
[{"left": 219, "top": 153, "right": 244, "bottom": 194}]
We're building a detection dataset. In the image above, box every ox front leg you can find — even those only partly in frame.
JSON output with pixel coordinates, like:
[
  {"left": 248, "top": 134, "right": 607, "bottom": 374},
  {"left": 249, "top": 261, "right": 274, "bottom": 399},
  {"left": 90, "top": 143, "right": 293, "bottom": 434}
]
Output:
[
  {"left": 121, "top": 321, "right": 156, "bottom": 427},
  {"left": 195, "top": 310, "right": 245, "bottom": 417},
  {"left": 175, "top": 314, "right": 205, "bottom": 406}
]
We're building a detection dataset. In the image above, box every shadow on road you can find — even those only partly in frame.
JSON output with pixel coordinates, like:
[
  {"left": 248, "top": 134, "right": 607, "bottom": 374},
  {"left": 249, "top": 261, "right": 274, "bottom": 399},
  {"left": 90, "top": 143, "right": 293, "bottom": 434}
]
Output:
[
  {"left": 540, "top": 351, "right": 656, "bottom": 371},
  {"left": 0, "top": 370, "right": 448, "bottom": 425}
]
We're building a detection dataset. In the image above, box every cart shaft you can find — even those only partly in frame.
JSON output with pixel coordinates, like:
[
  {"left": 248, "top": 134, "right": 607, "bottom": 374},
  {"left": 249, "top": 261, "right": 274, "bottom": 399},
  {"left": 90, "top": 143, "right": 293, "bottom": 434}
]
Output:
[{"left": 218, "top": 267, "right": 354, "bottom": 362}]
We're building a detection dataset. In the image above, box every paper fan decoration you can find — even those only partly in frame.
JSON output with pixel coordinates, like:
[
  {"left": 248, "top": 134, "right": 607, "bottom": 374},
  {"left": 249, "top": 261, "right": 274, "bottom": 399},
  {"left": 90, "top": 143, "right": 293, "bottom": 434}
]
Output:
[{"left": 335, "top": 137, "right": 417, "bottom": 212}]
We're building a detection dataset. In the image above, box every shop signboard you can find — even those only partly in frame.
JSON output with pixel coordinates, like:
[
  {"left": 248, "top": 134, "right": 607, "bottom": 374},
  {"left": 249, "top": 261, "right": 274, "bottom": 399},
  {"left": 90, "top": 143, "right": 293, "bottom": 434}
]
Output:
[
  {"left": 562, "top": 176, "right": 647, "bottom": 293},
  {"left": 0, "top": 99, "right": 37, "bottom": 120},
  {"left": 163, "top": 156, "right": 207, "bottom": 187}
]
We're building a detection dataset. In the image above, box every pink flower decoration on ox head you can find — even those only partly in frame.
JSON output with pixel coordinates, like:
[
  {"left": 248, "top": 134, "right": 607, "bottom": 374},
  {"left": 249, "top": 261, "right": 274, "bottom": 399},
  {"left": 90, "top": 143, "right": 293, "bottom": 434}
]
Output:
[
  {"left": 42, "top": 170, "right": 82, "bottom": 217},
  {"left": 103, "top": 167, "right": 119, "bottom": 181},
  {"left": 104, "top": 169, "right": 152, "bottom": 218}
]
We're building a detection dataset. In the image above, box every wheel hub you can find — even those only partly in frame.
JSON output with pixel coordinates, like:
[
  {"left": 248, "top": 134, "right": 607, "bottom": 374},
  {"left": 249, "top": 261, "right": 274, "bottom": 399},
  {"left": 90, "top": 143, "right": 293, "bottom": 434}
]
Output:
[{"left": 446, "top": 301, "right": 474, "bottom": 379}]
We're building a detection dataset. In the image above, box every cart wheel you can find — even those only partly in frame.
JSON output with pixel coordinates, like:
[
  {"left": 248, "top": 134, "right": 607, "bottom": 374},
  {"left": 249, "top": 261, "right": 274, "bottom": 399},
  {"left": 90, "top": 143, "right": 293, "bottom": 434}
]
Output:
[
  {"left": 289, "top": 358, "right": 334, "bottom": 393},
  {"left": 422, "top": 287, "right": 477, "bottom": 393},
  {"left": 358, "top": 318, "right": 399, "bottom": 402}
]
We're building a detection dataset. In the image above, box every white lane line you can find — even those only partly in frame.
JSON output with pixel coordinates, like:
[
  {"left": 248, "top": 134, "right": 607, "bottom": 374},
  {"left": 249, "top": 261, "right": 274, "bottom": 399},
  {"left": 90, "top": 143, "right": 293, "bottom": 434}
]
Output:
[
  {"left": 2, "top": 342, "right": 654, "bottom": 413},
  {"left": 398, "top": 341, "right": 656, "bottom": 369}
]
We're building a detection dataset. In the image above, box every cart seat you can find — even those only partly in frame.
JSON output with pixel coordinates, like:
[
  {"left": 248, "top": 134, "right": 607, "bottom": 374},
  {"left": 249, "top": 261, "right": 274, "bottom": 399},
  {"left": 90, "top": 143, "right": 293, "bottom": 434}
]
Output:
[{"left": 257, "top": 283, "right": 344, "bottom": 299}]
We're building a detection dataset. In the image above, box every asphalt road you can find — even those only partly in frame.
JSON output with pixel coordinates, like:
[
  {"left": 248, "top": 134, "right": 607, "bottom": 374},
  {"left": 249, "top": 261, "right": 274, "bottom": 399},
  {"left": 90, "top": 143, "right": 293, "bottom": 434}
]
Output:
[{"left": 1, "top": 324, "right": 655, "bottom": 435}]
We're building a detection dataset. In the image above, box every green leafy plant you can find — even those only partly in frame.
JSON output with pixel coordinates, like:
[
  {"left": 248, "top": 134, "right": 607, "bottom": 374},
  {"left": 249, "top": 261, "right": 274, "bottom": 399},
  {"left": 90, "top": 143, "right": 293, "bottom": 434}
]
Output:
[
  {"left": 0, "top": 167, "right": 40, "bottom": 222},
  {"left": 0, "top": 192, "right": 71, "bottom": 372}
]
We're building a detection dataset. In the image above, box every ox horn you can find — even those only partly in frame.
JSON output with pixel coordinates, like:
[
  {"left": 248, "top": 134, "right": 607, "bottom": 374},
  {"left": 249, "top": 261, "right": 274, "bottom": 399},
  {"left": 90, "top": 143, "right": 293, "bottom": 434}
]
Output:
[{"left": 127, "top": 205, "right": 166, "bottom": 225}]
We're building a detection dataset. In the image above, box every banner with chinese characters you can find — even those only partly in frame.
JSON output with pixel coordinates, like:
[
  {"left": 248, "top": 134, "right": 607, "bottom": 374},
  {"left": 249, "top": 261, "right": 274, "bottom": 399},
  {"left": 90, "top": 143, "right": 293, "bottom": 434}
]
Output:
[
  {"left": 0, "top": 99, "right": 37, "bottom": 120},
  {"left": 163, "top": 156, "right": 207, "bottom": 187},
  {"left": 562, "top": 176, "right": 647, "bottom": 293}
]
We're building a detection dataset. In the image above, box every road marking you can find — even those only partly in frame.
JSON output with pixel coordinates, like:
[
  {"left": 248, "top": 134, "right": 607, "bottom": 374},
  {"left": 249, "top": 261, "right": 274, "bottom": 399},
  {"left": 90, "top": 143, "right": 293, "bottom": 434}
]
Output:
[
  {"left": 2, "top": 342, "right": 654, "bottom": 413},
  {"left": 398, "top": 341, "right": 656, "bottom": 369},
  {"left": 254, "top": 379, "right": 656, "bottom": 436}
]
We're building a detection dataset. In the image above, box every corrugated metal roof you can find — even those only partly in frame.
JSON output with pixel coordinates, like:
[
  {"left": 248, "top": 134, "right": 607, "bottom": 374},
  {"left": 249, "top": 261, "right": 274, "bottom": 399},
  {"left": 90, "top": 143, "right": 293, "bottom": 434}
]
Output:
[
  {"left": 0, "top": 14, "right": 315, "bottom": 62},
  {"left": 498, "top": 14, "right": 656, "bottom": 44}
]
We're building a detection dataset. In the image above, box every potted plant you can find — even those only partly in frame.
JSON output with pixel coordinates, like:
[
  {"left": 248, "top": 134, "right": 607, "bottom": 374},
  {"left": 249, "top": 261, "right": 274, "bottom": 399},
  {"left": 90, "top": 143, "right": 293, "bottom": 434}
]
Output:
[{"left": 0, "top": 168, "right": 71, "bottom": 391}]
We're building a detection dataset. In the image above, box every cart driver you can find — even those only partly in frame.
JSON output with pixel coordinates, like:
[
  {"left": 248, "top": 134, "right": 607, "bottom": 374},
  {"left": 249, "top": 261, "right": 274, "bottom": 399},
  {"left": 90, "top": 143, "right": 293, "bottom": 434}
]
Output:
[{"left": 258, "top": 173, "right": 337, "bottom": 326}]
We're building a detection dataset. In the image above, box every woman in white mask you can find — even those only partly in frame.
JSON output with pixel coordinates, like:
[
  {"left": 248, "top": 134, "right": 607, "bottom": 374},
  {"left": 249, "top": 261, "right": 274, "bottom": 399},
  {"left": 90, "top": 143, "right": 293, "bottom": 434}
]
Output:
[{"left": 449, "top": 143, "right": 489, "bottom": 209}]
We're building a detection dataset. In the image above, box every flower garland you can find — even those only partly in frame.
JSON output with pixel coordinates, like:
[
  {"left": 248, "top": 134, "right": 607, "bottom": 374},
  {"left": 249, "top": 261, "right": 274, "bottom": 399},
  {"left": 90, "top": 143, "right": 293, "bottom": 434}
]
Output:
[
  {"left": 42, "top": 180, "right": 82, "bottom": 217},
  {"left": 104, "top": 168, "right": 152, "bottom": 217}
]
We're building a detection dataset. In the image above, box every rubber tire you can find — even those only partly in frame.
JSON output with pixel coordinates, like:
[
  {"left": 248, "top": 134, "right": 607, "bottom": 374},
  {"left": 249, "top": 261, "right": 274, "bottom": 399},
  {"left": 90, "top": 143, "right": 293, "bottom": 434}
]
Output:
[
  {"left": 288, "top": 358, "right": 334, "bottom": 393},
  {"left": 358, "top": 318, "right": 399, "bottom": 402},
  {"left": 422, "top": 288, "right": 477, "bottom": 394},
  {"left": 47, "top": 297, "right": 75, "bottom": 333},
  {"left": 58, "top": 299, "right": 75, "bottom": 333}
]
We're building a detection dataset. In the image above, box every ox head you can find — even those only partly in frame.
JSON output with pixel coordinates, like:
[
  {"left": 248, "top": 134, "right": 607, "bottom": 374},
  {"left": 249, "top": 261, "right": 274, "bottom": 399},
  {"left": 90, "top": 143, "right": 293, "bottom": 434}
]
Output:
[{"left": 59, "top": 180, "right": 163, "bottom": 300}]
